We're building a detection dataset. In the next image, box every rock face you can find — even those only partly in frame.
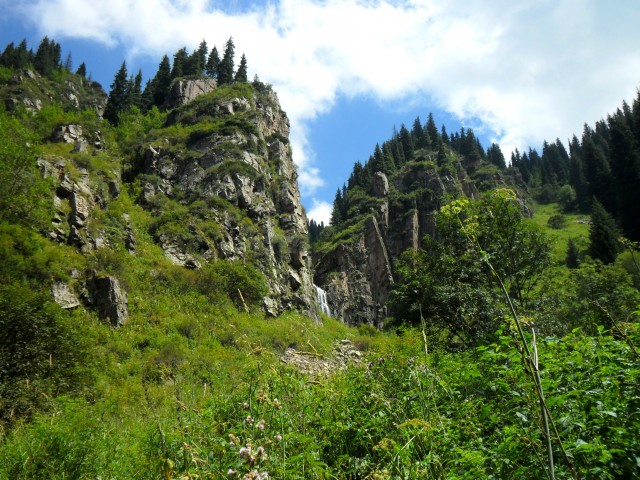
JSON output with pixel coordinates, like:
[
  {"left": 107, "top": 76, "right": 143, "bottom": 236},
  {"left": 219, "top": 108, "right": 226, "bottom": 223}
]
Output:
[
  {"left": 315, "top": 166, "right": 472, "bottom": 327},
  {"left": 87, "top": 275, "right": 129, "bottom": 327},
  {"left": 140, "top": 84, "right": 319, "bottom": 320},
  {"left": 165, "top": 78, "right": 217, "bottom": 108},
  {"left": 24, "top": 67, "right": 318, "bottom": 323}
]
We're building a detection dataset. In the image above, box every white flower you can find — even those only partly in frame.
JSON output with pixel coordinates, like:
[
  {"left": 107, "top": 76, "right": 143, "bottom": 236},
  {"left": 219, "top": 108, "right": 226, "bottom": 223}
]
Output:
[{"left": 257, "top": 419, "right": 265, "bottom": 430}]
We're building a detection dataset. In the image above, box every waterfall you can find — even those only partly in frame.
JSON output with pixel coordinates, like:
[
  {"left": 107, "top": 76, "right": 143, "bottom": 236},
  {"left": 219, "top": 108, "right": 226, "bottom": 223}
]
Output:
[{"left": 314, "top": 285, "right": 331, "bottom": 316}]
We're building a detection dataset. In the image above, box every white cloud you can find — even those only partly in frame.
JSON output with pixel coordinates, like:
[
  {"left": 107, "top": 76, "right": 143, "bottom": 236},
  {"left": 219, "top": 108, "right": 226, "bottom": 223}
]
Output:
[
  {"left": 17, "top": 0, "right": 640, "bottom": 187},
  {"left": 307, "top": 199, "right": 332, "bottom": 226}
]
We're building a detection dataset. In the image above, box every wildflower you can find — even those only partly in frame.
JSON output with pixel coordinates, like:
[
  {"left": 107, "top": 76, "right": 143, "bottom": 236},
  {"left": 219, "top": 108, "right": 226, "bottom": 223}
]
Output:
[
  {"left": 275, "top": 434, "right": 282, "bottom": 442},
  {"left": 244, "top": 415, "right": 254, "bottom": 425},
  {"left": 228, "top": 468, "right": 237, "bottom": 476},
  {"left": 257, "top": 419, "right": 265, "bottom": 430},
  {"left": 229, "top": 433, "right": 239, "bottom": 446},
  {"left": 272, "top": 398, "right": 281, "bottom": 410},
  {"left": 256, "top": 445, "right": 268, "bottom": 461},
  {"left": 238, "top": 446, "right": 251, "bottom": 459},
  {"left": 243, "top": 402, "right": 250, "bottom": 410},
  {"left": 257, "top": 390, "right": 269, "bottom": 403}
]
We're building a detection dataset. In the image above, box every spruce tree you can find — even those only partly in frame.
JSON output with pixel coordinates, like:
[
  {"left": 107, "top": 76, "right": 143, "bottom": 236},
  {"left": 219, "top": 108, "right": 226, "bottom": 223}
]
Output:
[
  {"left": 152, "top": 55, "right": 172, "bottom": 107},
  {"left": 129, "top": 70, "right": 143, "bottom": 108},
  {"left": 234, "top": 53, "right": 248, "bottom": 82},
  {"left": 487, "top": 143, "right": 506, "bottom": 168},
  {"left": 589, "top": 199, "right": 620, "bottom": 264},
  {"left": 218, "top": 37, "right": 235, "bottom": 84},
  {"left": 206, "top": 46, "right": 220, "bottom": 79},
  {"left": 104, "top": 61, "right": 130, "bottom": 124},
  {"left": 566, "top": 238, "right": 580, "bottom": 269},
  {"left": 76, "top": 62, "right": 87, "bottom": 78},
  {"left": 63, "top": 52, "right": 73, "bottom": 71},
  {"left": 426, "top": 113, "right": 439, "bottom": 145},
  {"left": 171, "top": 47, "right": 188, "bottom": 79}
]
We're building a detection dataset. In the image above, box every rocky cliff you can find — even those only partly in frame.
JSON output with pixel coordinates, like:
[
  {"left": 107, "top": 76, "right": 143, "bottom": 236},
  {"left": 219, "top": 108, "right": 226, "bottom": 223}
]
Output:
[
  {"left": 11, "top": 70, "right": 319, "bottom": 323},
  {"left": 314, "top": 157, "right": 487, "bottom": 327}
]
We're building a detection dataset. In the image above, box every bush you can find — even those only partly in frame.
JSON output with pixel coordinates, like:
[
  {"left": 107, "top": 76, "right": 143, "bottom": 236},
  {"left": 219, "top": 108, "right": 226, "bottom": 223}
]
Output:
[
  {"left": 0, "top": 283, "right": 93, "bottom": 424},
  {"left": 547, "top": 214, "right": 568, "bottom": 229},
  {"left": 196, "top": 260, "right": 268, "bottom": 308}
]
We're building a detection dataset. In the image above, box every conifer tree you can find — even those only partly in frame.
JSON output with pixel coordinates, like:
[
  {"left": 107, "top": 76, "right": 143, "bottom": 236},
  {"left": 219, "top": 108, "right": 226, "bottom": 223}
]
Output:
[
  {"left": 589, "top": 199, "right": 620, "bottom": 264},
  {"left": 34, "top": 37, "right": 55, "bottom": 76},
  {"left": 426, "top": 113, "right": 440, "bottom": 145},
  {"left": 234, "top": 53, "right": 248, "bottom": 82},
  {"left": 152, "top": 55, "right": 172, "bottom": 107},
  {"left": 436, "top": 141, "right": 447, "bottom": 165},
  {"left": 399, "top": 124, "right": 414, "bottom": 160},
  {"left": 566, "top": 238, "right": 580, "bottom": 269},
  {"left": 63, "top": 52, "right": 73, "bottom": 71},
  {"left": 608, "top": 114, "right": 640, "bottom": 241},
  {"left": 76, "top": 62, "right": 87, "bottom": 78},
  {"left": 218, "top": 37, "right": 235, "bottom": 84},
  {"left": 206, "top": 46, "right": 220, "bottom": 79},
  {"left": 171, "top": 47, "right": 188, "bottom": 79},
  {"left": 104, "top": 61, "right": 130, "bottom": 124},
  {"left": 487, "top": 143, "right": 506, "bottom": 168},
  {"left": 129, "top": 70, "right": 143, "bottom": 108}
]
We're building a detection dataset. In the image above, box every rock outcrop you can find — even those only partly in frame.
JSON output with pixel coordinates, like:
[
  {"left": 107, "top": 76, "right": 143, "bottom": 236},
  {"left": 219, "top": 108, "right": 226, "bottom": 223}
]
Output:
[
  {"left": 87, "top": 274, "right": 129, "bottom": 327},
  {"left": 165, "top": 78, "right": 217, "bottom": 108},
  {"left": 315, "top": 165, "right": 471, "bottom": 327}
]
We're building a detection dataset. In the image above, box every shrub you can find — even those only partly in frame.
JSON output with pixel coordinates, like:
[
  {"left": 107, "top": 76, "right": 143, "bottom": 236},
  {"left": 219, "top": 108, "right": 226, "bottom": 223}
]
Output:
[{"left": 547, "top": 213, "right": 568, "bottom": 229}]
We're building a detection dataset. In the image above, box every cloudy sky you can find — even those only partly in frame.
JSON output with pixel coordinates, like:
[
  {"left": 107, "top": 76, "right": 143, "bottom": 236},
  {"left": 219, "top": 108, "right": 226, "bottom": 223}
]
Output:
[{"left": 2, "top": 0, "right": 639, "bottom": 225}]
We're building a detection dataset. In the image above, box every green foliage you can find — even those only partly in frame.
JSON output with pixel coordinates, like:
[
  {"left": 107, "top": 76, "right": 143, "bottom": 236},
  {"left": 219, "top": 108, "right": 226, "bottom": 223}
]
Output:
[
  {"left": 589, "top": 199, "right": 621, "bottom": 264},
  {"left": 393, "top": 189, "right": 551, "bottom": 345},
  {"left": 547, "top": 213, "right": 568, "bottom": 229},
  {"left": 566, "top": 237, "right": 580, "bottom": 269},
  {"left": 0, "top": 113, "right": 52, "bottom": 228},
  {"left": 0, "top": 284, "right": 94, "bottom": 424},
  {"left": 196, "top": 260, "right": 269, "bottom": 308}
]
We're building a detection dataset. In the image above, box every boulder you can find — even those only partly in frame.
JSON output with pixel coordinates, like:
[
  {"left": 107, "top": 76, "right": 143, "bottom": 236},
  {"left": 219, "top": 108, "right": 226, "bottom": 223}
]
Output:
[
  {"left": 87, "top": 274, "right": 128, "bottom": 327},
  {"left": 52, "top": 282, "right": 80, "bottom": 309}
]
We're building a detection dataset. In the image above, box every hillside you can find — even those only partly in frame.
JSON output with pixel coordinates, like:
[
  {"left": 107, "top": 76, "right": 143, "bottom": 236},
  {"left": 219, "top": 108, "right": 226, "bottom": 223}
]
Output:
[{"left": 1, "top": 39, "right": 640, "bottom": 479}]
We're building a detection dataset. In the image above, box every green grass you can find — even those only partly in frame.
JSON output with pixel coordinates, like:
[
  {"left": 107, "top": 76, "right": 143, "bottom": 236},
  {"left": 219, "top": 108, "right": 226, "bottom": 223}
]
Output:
[{"left": 530, "top": 202, "right": 590, "bottom": 263}]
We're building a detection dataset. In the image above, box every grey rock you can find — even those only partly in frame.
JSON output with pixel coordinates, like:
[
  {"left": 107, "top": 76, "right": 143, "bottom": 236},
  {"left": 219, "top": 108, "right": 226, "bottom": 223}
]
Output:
[
  {"left": 52, "top": 282, "right": 80, "bottom": 309},
  {"left": 372, "top": 171, "right": 389, "bottom": 197},
  {"left": 165, "top": 78, "right": 217, "bottom": 108},
  {"left": 70, "top": 192, "right": 91, "bottom": 227},
  {"left": 87, "top": 275, "right": 128, "bottom": 327}
]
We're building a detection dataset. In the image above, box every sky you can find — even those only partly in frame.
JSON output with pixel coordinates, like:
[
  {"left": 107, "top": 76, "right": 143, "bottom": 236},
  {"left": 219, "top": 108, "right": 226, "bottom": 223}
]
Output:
[{"left": 1, "top": 0, "right": 640, "bottom": 225}]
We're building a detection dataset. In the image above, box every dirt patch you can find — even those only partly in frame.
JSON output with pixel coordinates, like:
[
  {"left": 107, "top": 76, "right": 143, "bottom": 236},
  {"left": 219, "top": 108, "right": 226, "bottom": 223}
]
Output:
[{"left": 279, "top": 339, "right": 363, "bottom": 377}]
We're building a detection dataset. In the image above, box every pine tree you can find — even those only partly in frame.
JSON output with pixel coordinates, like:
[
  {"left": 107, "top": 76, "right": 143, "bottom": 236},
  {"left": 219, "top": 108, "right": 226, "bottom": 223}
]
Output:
[
  {"left": 206, "top": 46, "right": 220, "bottom": 79},
  {"left": 566, "top": 238, "right": 580, "bottom": 269},
  {"left": 104, "top": 61, "right": 131, "bottom": 124},
  {"left": 608, "top": 114, "right": 640, "bottom": 241},
  {"left": 330, "top": 188, "right": 344, "bottom": 226},
  {"left": 33, "top": 37, "right": 53, "bottom": 76},
  {"left": 76, "top": 62, "right": 87, "bottom": 78},
  {"left": 171, "top": 47, "right": 188, "bottom": 79},
  {"left": 218, "top": 37, "right": 235, "bottom": 84},
  {"left": 436, "top": 141, "right": 447, "bottom": 165},
  {"left": 129, "top": 70, "right": 143, "bottom": 108},
  {"left": 589, "top": 199, "right": 620, "bottom": 264},
  {"left": 399, "top": 124, "right": 414, "bottom": 160},
  {"left": 426, "top": 113, "right": 440, "bottom": 145},
  {"left": 234, "top": 53, "right": 248, "bottom": 82},
  {"left": 487, "top": 143, "right": 506, "bottom": 168},
  {"left": 63, "top": 52, "right": 73, "bottom": 71},
  {"left": 152, "top": 55, "right": 172, "bottom": 107}
]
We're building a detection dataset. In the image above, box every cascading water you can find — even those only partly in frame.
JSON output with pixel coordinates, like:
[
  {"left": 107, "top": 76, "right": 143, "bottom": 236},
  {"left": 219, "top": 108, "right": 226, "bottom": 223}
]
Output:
[{"left": 314, "top": 285, "right": 331, "bottom": 316}]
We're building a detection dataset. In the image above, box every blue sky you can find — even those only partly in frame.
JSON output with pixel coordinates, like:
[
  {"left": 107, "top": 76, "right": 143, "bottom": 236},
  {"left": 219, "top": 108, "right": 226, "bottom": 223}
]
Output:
[{"left": 2, "top": 1, "right": 640, "bottom": 225}]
